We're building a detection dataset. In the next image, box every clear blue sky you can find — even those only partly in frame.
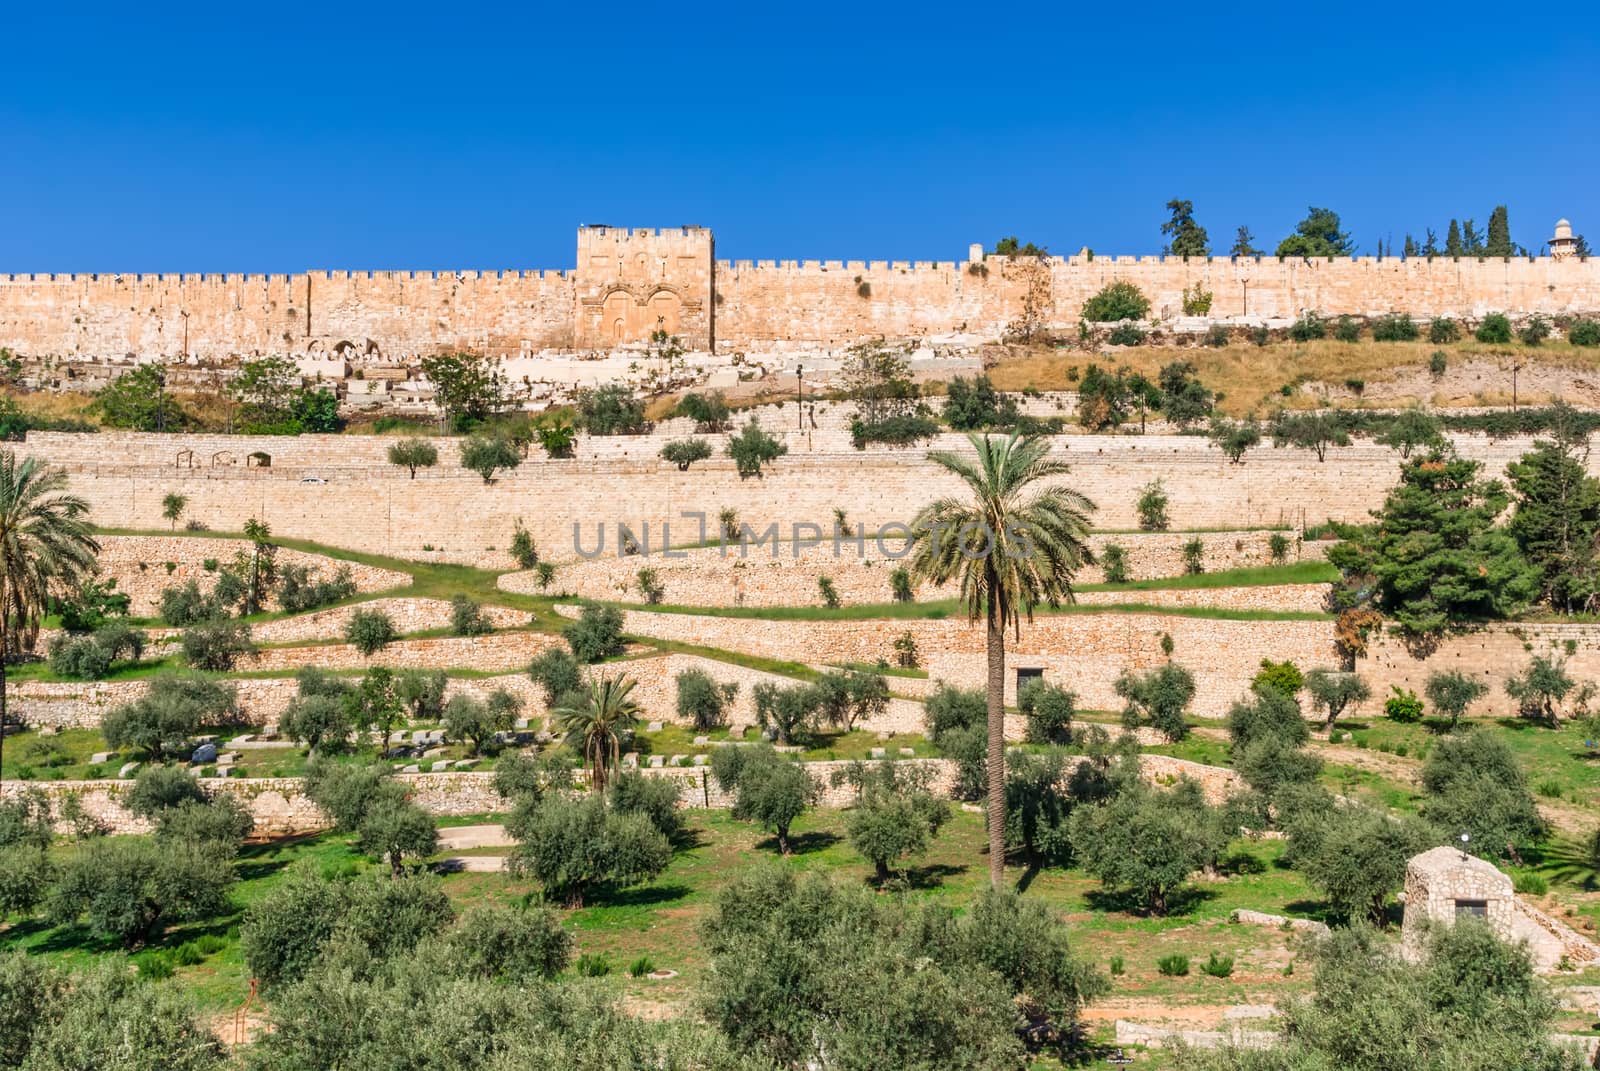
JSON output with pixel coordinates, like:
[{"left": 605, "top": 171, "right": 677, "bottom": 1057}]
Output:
[{"left": 4, "top": 1, "right": 1595, "bottom": 273}]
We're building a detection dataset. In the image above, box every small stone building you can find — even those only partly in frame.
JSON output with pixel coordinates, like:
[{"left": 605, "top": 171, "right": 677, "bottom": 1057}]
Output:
[{"left": 1400, "top": 846, "right": 1515, "bottom": 959}]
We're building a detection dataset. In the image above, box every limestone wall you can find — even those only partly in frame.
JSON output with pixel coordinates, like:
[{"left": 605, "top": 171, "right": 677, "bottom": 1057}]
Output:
[
  {"left": 0, "top": 753, "right": 1237, "bottom": 836},
  {"left": 244, "top": 630, "right": 560, "bottom": 673},
  {"left": 1363, "top": 623, "right": 1600, "bottom": 718},
  {"left": 570, "top": 606, "right": 1337, "bottom": 717},
  {"left": 501, "top": 530, "right": 1324, "bottom": 606},
  {"left": 92, "top": 535, "right": 409, "bottom": 616},
  {"left": 6, "top": 246, "right": 1598, "bottom": 359},
  {"left": 247, "top": 598, "right": 526, "bottom": 645},
  {"left": 20, "top": 430, "right": 1557, "bottom": 566}
]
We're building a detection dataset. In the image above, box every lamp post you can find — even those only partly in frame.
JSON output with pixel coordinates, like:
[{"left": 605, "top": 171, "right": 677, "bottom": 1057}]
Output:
[{"left": 796, "top": 364, "right": 804, "bottom": 430}]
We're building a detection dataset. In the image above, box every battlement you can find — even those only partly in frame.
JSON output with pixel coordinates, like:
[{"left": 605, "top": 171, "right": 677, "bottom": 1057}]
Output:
[{"left": 3, "top": 224, "right": 1598, "bottom": 360}]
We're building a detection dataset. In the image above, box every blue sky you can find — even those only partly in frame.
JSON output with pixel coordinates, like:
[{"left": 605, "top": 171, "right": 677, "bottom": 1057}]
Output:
[{"left": 3, "top": 1, "right": 1595, "bottom": 272}]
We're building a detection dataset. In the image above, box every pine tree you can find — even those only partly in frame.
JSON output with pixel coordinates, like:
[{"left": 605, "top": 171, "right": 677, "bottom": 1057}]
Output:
[
  {"left": 1403, "top": 234, "right": 1419, "bottom": 258},
  {"left": 1230, "top": 225, "right": 1260, "bottom": 256},
  {"left": 1486, "top": 205, "right": 1513, "bottom": 258},
  {"left": 1422, "top": 228, "right": 1439, "bottom": 257},
  {"left": 1161, "top": 199, "right": 1211, "bottom": 257},
  {"left": 1462, "top": 219, "right": 1484, "bottom": 254},
  {"left": 1444, "top": 220, "right": 1463, "bottom": 257}
]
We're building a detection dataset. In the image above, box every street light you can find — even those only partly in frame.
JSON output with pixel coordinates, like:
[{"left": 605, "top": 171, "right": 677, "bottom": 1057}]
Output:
[{"left": 795, "top": 364, "right": 804, "bottom": 430}]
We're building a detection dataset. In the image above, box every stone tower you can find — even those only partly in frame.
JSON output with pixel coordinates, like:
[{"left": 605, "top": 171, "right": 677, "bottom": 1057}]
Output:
[
  {"left": 1550, "top": 218, "right": 1580, "bottom": 260},
  {"left": 573, "top": 225, "right": 714, "bottom": 350}
]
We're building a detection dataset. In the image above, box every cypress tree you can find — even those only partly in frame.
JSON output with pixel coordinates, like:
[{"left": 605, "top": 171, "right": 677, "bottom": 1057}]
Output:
[
  {"left": 1486, "top": 205, "right": 1513, "bottom": 258},
  {"left": 1444, "top": 220, "right": 1463, "bottom": 258}
]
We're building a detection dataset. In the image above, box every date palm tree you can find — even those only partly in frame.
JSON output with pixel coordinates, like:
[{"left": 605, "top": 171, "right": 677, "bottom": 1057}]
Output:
[
  {"left": 0, "top": 452, "right": 99, "bottom": 790},
  {"left": 908, "top": 433, "right": 1094, "bottom": 888},
  {"left": 553, "top": 674, "right": 640, "bottom": 792}
]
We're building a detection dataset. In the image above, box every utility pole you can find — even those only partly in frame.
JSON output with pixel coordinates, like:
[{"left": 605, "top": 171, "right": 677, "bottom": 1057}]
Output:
[{"left": 795, "top": 365, "right": 804, "bottom": 430}]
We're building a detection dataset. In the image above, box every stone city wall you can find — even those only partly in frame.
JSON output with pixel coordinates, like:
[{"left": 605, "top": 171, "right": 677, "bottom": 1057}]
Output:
[
  {"left": 5, "top": 243, "right": 1598, "bottom": 359},
  {"left": 1363, "top": 623, "right": 1600, "bottom": 719},
  {"left": 20, "top": 431, "right": 1558, "bottom": 565}
]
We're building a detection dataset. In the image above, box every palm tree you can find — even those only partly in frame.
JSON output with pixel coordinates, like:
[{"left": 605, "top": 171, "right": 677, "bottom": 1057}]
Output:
[
  {"left": 553, "top": 674, "right": 640, "bottom": 792},
  {"left": 0, "top": 452, "right": 99, "bottom": 791},
  {"left": 908, "top": 433, "right": 1094, "bottom": 888}
]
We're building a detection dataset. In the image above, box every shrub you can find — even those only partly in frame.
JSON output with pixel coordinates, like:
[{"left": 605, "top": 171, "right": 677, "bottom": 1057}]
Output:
[
  {"left": 676, "top": 668, "right": 737, "bottom": 732},
  {"left": 1181, "top": 538, "right": 1205, "bottom": 575},
  {"left": 443, "top": 692, "right": 518, "bottom": 756},
  {"left": 1570, "top": 319, "right": 1600, "bottom": 347},
  {"left": 1373, "top": 313, "right": 1419, "bottom": 341},
  {"left": 1018, "top": 678, "right": 1075, "bottom": 744},
  {"left": 889, "top": 566, "right": 913, "bottom": 603},
  {"left": 1289, "top": 312, "right": 1327, "bottom": 341},
  {"left": 850, "top": 413, "right": 941, "bottom": 449},
  {"left": 1201, "top": 952, "right": 1234, "bottom": 978},
  {"left": 660, "top": 437, "right": 713, "bottom": 471},
  {"left": 1115, "top": 663, "right": 1197, "bottom": 742},
  {"left": 628, "top": 955, "right": 656, "bottom": 978},
  {"left": 674, "top": 390, "right": 732, "bottom": 431},
  {"left": 1082, "top": 281, "right": 1150, "bottom": 323},
  {"left": 1157, "top": 954, "right": 1190, "bottom": 976},
  {"left": 1136, "top": 479, "right": 1169, "bottom": 531},
  {"left": 1268, "top": 532, "right": 1291, "bottom": 564},
  {"left": 1108, "top": 322, "right": 1146, "bottom": 346},
  {"left": 505, "top": 794, "right": 670, "bottom": 907},
  {"left": 1109, "top": 955, "right": 1125, "bottom": 976},
  {"left": 1334, "top": 316, "right": 1361, "bottom": 342},
  {"left": 576, "top": 384, "right": 648, "bottom": 435},
  {"left": 1519, "top": 315, "right": 1552, "bottom": 346},
  {"left": 1385, "top": 686, "right": 1424, "bottom": 724},
  {"left": 1253, "top": 659, "right": 1304, "bottom": 698},
  {"left": 276, "top": 564, "right": 357, "bottom": 613},
  {"left": 576, "top": 953, "right": 612, "bottom": 977},
  {"left": 817, "top": 576, "right": 841, "bottom": 608},
  {"left": 1204, "top": 324, "right": 1230, "bottom": 347},
  {"left": 1429, "top": 318, "right": 1461, "bottom": 344},
  {"left": 893, "top": 630, "right": 919, "bottom": 669},
  {"left": 1476, "top": 313, "right": 1513, "bottom": 343},
  {"left": 1429, "top": 349, "right": 1449, "bottom": 377},
  {"left": 562, "top": 604, "right": 626, "bottom": 662},
  {"left": 508, "top": 519, "right": 538, "bottom": 569},
  {"left": 345, "top": 608, "right": 397, "bottom": 657},
  {"left": 47, "top": 634, "right": 112, "bottom": 680},
  {"left": 1100, "top": 542, "right": 1129, "bottom": 584},
  {"left": 528, "top": 647, "right": 584, "bottom": 704},
  {"left": 1251, "top": 324, "right": 1270, "bottom": 347},
  {"left": 446, "top": 902, "right": 572, "bottom": 983},
  {"left": 126, "top": 764, "right": 207, "bottom": 818},
  {"left": 726, "top": 418, "right": 787, "bottom": 478},
  {"left": 635, "top": 567, "right": 665, "bottom": 606},
  {"left": 180, "top": 618, "right": 256, "bottom": 671},
  {"left": 447, "top": 594, "right": 492, "bottom": 637}
]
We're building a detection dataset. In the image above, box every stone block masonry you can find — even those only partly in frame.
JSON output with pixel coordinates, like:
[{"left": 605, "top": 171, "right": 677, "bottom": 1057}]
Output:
[
  {"left": 3, "top": 226, "right": 1597, "bottom": 359},
  {"left": 1, "top": 754, "right": 1237, "bottom": 837}
]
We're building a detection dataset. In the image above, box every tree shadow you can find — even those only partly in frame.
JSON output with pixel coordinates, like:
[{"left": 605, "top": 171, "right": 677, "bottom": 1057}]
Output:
[
  {"left": 589, "top": 883, "right": 692, "bottom": 909},
  {"left": 897, "top": 862, "right": 967, "bottom": 891},
  {"left": 754, "top": 830, "right": 839, "bottom": 855},
  {"left": 1083, "top": 884, "right": 1218, "bottom": 917},
  {"left": 669, "top": 827, "right": 710, "bottom": 853},
  {"left": 1282, "top": 899, "right": 1334, "bottom": 922},
  {"left": 1014, "top": 860, "right": 1044, "bottom": 894}
]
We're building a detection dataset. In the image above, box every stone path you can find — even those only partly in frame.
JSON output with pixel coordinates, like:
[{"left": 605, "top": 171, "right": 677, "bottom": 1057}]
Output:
[{"left": 436, "top": 824, "right": 513, "bottom": 850}]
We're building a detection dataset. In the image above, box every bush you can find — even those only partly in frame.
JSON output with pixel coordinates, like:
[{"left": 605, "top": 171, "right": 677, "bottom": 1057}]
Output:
[
  {"left": 1475, "top": 313, "right": 1513, "bottom": 343},
  {"left": 505, "top": 794, "right": 670, "bottom": 907},
  {"left": 893, "top": 630, "right": 919, "bottom": 668},
  {"left": 343, "top": 608, "right": 397, "bottom": 656},
  {"left": 628, "top": 955, "right": 656, "bottom": 978},
  {"left": 1107, "top": 322, "right": 1146, "bottom": 346},
  {"left": 576, "top": 953, "right": 612, "bottom": 977},
  {"left": 609, "top": 769, "right": 685, "bottom": 842},
  {"left": 673, "top": 390, "right": 732, "bottom": 431},
  {"left": 889, "top": 566, "right": 914, "bottom": 603},
  {"left": 528, "top": 647, "right": 583, "bottom": 704},
  {"left": 1201, "top": 951, "right": 1234, "bottom": 978},
  {"left": 125, "top": 764, "right": 207, "bottom": 818},
  {"left": 1204, "top": 324, "right": 1230, "bottom": 347},
  {"left": 508, "top": 519, "right": 538, "bottom": 569},
  {"left": 726, "top": 418, "right": 787, "bottom": 478},
  {"left": 1181, "top": 537, "right": 1205, "bottom": 575},
  {"left": 1115, "top": 663, "right": 1196, "bottom": 742},
  {"left": 1429, "top": 349, "right": 1449, "bottom": 377},
  {"left": 47, "top": 634, "right": 112, "bottom": 680},
  {"left": 1136, "top": 479, "right": 1169, "bottom": 531},
  {"left": 446, "top": 901, "right": 572, "bottom": 983},
  {"left": 562, "top": 604, "right": 625, "bottom": 662},
  {"left": 1385, "top": 686, "right": 1425, "bottom": 723},
  {"left": 1373, "top": 313, "right": 1419, "bottom": 341},
  {"left": 1082, "top": 281, "right": 1150, "bottom": 323},
  {"left": 1100, "top": 542, "right": 1129, "bottom": 584},
  {"left": 1251, "top": 323, "right": 1271, "bottom": 347},
  {"left": 660, "top": 437, "right": 713, "bottom": 471},
  {"left": 180, "top": 618, "right": 255, "bottom": 671},
  {"left": 1429, "top": 318, "right": 1461, "bottom": 344},
  {"left": 1268, "top": 532, "right": 1291, "bottom": 564},
  {"left": 850, "top": 413, "right": 941, "bottom": 449},
  {"left": 817, "top": 576, "right": 840, "bottom": 608},
  {"left": 1018, "top": 678, "right": 1075, "bottom": 744},
  {"left": 1157, "top": 954, "right": 1190, "bottom": 976},
  {"left": 676, "top": 668, "right": 737, "bottom": 732},
  {"left": 1289, "top": 312, "right": 1327, "bottom": 341},
  {"left": 1253, "top": 658, "right": 1304, "bottom": 698},
  {"left": 1570, "top": 319, "right": 1600, "bottom": 347},
  {"left": 449, "top": 594, "right": 493, "bottom": 636},
  {"left": 276, "top": 564, "right": 357, "bottom": 613},
  {"left": 576, "top": 384, "right": 648, "bottom": 435},
  {"left": 102, "top": 673, "right": 239, "bottom": 760},
  {"left": 1334, "top": 316, "right": 1361, "bottom": 342},
  {"left": 1520, "top": 315, "right": 1552, "bottom": 345}
]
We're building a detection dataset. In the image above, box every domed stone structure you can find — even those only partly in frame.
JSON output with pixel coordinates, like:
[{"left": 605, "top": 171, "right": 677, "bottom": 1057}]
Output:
[{"left": 1551, "top": 218, "right": 1581, "bottom": 259}]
